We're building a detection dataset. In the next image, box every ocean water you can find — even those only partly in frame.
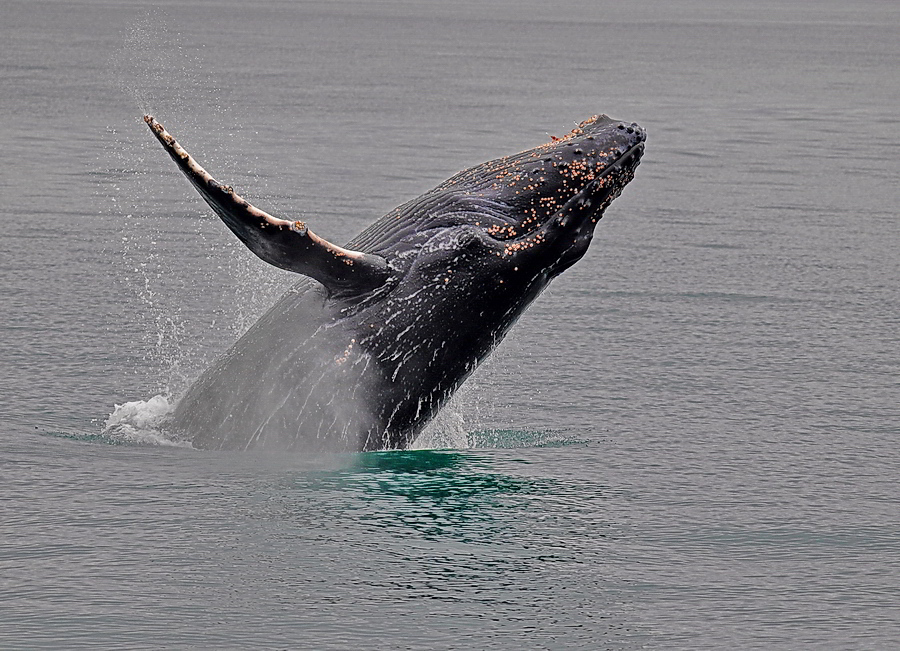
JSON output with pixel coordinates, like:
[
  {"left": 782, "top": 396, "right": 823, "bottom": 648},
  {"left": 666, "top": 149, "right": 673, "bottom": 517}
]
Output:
[{"left": 1, "top": 0, "right": 898, "bottom": 648}]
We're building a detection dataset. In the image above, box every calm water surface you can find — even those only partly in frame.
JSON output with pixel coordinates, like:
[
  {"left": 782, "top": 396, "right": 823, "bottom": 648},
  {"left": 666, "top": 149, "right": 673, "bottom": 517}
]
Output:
[{"left": 1, "top": 0, "right": 898, "bottom": 648}]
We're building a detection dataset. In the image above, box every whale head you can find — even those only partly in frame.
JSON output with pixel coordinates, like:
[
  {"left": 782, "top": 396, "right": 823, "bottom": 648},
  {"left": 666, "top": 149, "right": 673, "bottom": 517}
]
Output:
[
  {"left": 354, "top": 114, "right": 646, "bottom": 280},
  {"left": 436, "top": 115, "right": 645, "bottom": 242}
]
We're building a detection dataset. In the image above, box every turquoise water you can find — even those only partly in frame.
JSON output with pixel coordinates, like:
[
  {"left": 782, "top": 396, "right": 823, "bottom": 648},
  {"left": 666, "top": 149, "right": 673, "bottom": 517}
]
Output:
[{"left": 1, "top": 0, "right": 899, "bottom": 648}]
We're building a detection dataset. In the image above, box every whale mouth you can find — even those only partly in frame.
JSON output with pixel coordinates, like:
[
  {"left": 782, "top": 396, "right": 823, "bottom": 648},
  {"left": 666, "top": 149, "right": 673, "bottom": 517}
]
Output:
[
  {"left": 577, "top": 140, "right": 644, "bottom": 214},
  {"left": 543, "top": 140, "right": 644, "bottom": 226},
  {"left": 598, "top": 140, "right": 641, "bottom": 184},
  {"left": 527, "top": 138, "right": 645, "bottom": 234},
  {"left": 603, "top": 141, "right": 644, "bottom": 177},
  {"left": 572, "top": 124, "right": 646, "bottom": 193}
]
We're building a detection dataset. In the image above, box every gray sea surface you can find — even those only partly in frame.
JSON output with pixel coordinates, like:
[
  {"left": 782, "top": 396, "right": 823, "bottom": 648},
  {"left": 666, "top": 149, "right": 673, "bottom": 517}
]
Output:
[{"left": 1, "top": 0, "right": 898, "bottom": 648}]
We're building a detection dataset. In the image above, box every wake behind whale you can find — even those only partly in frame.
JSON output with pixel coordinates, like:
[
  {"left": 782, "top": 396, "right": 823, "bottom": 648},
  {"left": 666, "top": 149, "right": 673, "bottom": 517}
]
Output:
[{"left": 141, "top": 114, "right": 646, "bottom": 451}]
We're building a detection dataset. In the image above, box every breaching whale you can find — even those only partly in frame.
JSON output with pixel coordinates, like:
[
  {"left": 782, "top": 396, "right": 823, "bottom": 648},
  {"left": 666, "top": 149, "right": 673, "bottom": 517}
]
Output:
[{"left": 144, "top": 113, "right": 645, "bottom": 451}]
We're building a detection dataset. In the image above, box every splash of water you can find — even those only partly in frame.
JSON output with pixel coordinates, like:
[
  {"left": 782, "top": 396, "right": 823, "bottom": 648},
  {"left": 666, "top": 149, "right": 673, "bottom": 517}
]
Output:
[
  {"left": 102, "top": 394, "right": 190, "bottom": 447},
  {"left": 413, "top": 403, "right": 471, "bottom": 450}
]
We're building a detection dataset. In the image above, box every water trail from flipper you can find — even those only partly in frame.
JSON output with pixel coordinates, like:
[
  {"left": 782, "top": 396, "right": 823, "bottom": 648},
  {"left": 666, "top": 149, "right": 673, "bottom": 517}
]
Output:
[{"left": 97, "top": 9, "right": 292, "bottom": 444}]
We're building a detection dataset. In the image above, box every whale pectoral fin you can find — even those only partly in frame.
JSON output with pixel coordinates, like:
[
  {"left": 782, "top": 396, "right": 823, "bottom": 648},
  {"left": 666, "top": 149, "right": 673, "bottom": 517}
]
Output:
[{"left": 144, "top": 115, "right": 392, "bottom": 296}]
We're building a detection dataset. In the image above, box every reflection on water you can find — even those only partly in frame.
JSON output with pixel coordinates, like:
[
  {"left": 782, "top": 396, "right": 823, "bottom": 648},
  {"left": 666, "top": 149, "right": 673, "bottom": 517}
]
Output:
[
  {"left": 342, "top": 450, "right": 554, "bottom": 542},
  {"left": 352, "top": 448, "right": 475, "bottom": 473},
  {"left": 229, "top": 446, "right": 629, "bottom": 649},
  {"left": 263, "top": 449, "right": 560, "bottom": 544}
]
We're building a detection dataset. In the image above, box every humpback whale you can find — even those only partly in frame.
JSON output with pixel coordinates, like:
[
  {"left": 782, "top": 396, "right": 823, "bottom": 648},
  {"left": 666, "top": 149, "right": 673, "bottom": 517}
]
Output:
[{"left": 144, "top": 113, "right": 645, "bottom": 451}]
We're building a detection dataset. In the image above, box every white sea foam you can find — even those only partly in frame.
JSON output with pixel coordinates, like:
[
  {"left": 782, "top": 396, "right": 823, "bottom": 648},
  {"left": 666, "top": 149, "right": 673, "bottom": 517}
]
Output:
[{"left": 102, "top": 394, "right": 190, "bottom": 447}]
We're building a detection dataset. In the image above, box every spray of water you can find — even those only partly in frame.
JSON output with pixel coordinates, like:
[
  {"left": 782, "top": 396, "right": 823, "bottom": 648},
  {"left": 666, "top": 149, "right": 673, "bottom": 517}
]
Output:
[{"left": 99, "top": 10, "right": 289, "bottom": 444}]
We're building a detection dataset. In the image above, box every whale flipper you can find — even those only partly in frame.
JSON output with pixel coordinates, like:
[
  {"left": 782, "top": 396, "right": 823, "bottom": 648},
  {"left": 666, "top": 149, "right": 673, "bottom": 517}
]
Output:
[{"left": 144, "top": 115, "right": 392, "bottom": 296}]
